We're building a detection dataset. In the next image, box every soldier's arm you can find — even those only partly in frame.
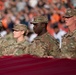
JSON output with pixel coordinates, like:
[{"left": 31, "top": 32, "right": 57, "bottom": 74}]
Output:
[
  {"left": 46, "top": 46, "right": 61, "bottom": 58},
  {"left": 26, "top": 43, "right": 44, "bottom": 57},
  {"left": 26, "top": 40, "right": 54, "bottom": 57},
  {"left": 13, "top": 50, "right": 25, "bottom": 56},
  {"left": 47, "top": 38, "right": 61, "bottom": 58},
  {"left": 0, "top": 47, "right": 5, "bottom": 57}
]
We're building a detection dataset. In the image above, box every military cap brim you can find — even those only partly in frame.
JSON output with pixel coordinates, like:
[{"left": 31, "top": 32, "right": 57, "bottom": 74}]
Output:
[
  {"left": 30, "top": 21, "right": 48, "bottom": 24},
  {"left": 30, "top": 22, "right": 38, "bottom": 24},
  {"left": 12, "top": 28, "right": 21, "bottom": 31},
  {"left": 63, "top": 14, "right": 73, "bottom": 18}
]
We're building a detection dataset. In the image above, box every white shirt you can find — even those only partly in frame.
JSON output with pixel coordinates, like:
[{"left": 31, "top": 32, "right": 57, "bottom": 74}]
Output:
[
  {"left": 27, "top": 33, "right": 37, "bottom": 43},
  {"left": 0, "top": 31, "right": 7, "bottom": 37},
  {"left": 54, "top": 29, "right": 66, "bottom": 48}
]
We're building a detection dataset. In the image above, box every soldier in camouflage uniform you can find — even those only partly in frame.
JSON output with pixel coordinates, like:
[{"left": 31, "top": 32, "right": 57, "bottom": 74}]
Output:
[
  {"left": 0, "top": 24, "right": 30, "bottom": 56},
  {"left": 26, "top": 16, "right": 61, "bottom": 58},
  {"left": 61, "top": 8, "right": 76, "bottom": 58}
]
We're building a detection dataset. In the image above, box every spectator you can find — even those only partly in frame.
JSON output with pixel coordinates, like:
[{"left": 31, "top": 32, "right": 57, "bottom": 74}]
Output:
[{"left": 53, "top": 24, "right": 66, "bottom": 48}]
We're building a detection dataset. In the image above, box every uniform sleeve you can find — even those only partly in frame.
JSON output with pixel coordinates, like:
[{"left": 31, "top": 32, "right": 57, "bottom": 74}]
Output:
[
  {"left": 61, "top": 35, "right": 76, "bottom": 58},
  {"left": 14, "top": 50, "right": 25, "bottom": 56},
  {"left": 26, "top": 40, "right": 48, "bottom": 57},
  {"left": 46, "top": 36, "right": 61, "bottom": 58},
  {"left": 0, "top": 47, "right": 3, "bottom": 56}
]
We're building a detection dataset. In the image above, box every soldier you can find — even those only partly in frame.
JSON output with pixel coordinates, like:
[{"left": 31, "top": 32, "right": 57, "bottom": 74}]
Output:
[
  {"left": 61, "top": 8, "right": 76, "bottom": 58},
  {"left": 26, "top": 16, "right": 61, "bottom": 58},
  {"left": 0, "top": 24, "right": 30, "bottom": 56}
]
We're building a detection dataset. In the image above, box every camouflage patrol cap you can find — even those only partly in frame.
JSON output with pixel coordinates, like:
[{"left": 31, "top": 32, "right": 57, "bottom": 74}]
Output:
[
  {"left": 13, "top": 24, "right": 27, "bottom": 31},
  {"left": 72, "top": 8, "right": 76, "bottom": 16},
  {"left": 64, "top": 8, "right": 74, "bottom": 18},
  {"left": 31, "top": 16, "right": 48, "bottom": 24}
]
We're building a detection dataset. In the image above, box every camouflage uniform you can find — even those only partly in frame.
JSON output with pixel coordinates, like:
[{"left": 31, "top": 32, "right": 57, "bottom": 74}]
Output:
[
  {"left": 0, "top": 32, "right": 15, "bottom": 56},
  {"left": 4, "top": 32, "right": 13, "bottom": 40},
  {"left": 27, "top": 16, "right": 61, "bottom": 58},
  {"left": 27, "top": 32, "right": 60, "bottom": 58},
  {"left": 0, "top": 38, "right": 29, "bottom": 56},
  {"left": 61, "top": 30, "right": 76, "bottom": 58},
  {"left": 0, "top": 32, "right": 14, "bottom": 56},
  {"left": 0, "top": 24, "right": 30, "bottom": 56},
  {"left": 61, "top": 8, "right": 76, "bottom": 58}
]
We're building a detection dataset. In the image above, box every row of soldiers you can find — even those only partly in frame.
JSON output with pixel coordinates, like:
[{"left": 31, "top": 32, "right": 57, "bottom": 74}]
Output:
[{"left": 0, "top": 8, "right": 76, "bottom": 58}]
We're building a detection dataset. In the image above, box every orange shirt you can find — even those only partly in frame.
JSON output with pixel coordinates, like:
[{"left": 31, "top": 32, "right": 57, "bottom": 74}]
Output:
[
  {"left": 2, "top": 18, "right": 8, "bottom": 29},
  {"left": 0, "top": 1, "right": 4, "bottom": 10},
  {"left": 47, "top": 22, "right": 54, "bottom": 36},
  {"left": 51, "top": 13, "right": 60, "bottom": 24}
]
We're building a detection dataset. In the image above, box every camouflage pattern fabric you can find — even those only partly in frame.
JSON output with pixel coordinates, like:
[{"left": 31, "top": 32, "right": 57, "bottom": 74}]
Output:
[
  {"left": 4, "top": 32, "right": 13, "bottom": 40},
  {"left": 13, "top": 24, "right": 27, "bottom": 32},
  {"left": 26, "top": 32, "right": 61, "bottom": 58},
  {"left": 64, "top": 8, "right": 74, "bottom": 17},
  {"left": 0, "top": 34, "right": 15, "bottom": 56},
  {"left": 0, "top": 38, "right": 30, "bottom": 56},
  {"left": 61, "top": 30, "right": 76, "bottom": 58},
  {"left": 0, "top": 23, "right": 29, "bottom": 56},
  {"left": 31, "top": 16, "right": 48, "bottom": 24}
]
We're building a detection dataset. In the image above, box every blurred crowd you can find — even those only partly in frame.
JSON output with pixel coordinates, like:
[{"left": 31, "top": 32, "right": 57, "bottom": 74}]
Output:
[{"left": 0, "top": 0, "right": 76, "bottom": 47}]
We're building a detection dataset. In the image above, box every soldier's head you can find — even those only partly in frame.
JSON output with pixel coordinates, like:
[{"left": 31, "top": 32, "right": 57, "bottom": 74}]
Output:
[
  {"left": 52, "top": 23, "right": 60, "bottom": 34},
  {"left": 30, "top": 16, "right": 48, "bottom": 35},
  {"left": 64, "top": 8, "right": 76, "bottom": 27},
  {"left": 64, "top": 8, "right": 74, "bottom": 18},
  {"left": 13, "top": 24, "right": 28, "bottom": 39},
  {"left": 64, "top": 9, "right": 76, "bottom": 31}
]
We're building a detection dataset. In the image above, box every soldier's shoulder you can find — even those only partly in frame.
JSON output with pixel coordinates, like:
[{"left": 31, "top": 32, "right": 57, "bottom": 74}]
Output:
[
  {"left": 32, "top": 32, "right": 59, "bottom": 46},
  {"left": 0, "top": 33, "right": 15, "bottom": 46},
  {"left": 5, "top": 32, "right": 13, "bottom": 40},
  {"left": 32, "top": 38, "right": 42, "bottom": 46},
  {"left": 38, "top": 32, "right": 57, "bottom": 42},
  {"left": 73, "top": 30, "right": 76, "bottom": 36},
  {"left": 22, "top": 40, "right": 30, "bottom": 47},
  {"left": 63, "top": 32, "right": 68, "bottom": 38},
  {"left": 1, "top": 38, "right": 15, "bottom": 47},
  {"left": 45, "top": 32, "right": 59, "bottom": 45},
  {"left": 27, "top": 36, "right": 44, "bottom": 49},
  {"left": 22, "top": 37, "right": 30, "bottom": 44}
]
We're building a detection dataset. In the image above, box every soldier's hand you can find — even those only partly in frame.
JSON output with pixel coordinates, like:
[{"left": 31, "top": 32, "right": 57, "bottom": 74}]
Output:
[
  {"left": 43, "top": 56, "right": 54, "bottom": 58},
  {"left": 46, "top": 56, "right": 54, "bottom": 58}
]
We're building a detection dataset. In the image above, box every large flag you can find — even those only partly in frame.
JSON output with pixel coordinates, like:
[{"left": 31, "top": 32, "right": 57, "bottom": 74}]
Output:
[{"left": 0, "top": 55, "right": 76, "bottom": 75}]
